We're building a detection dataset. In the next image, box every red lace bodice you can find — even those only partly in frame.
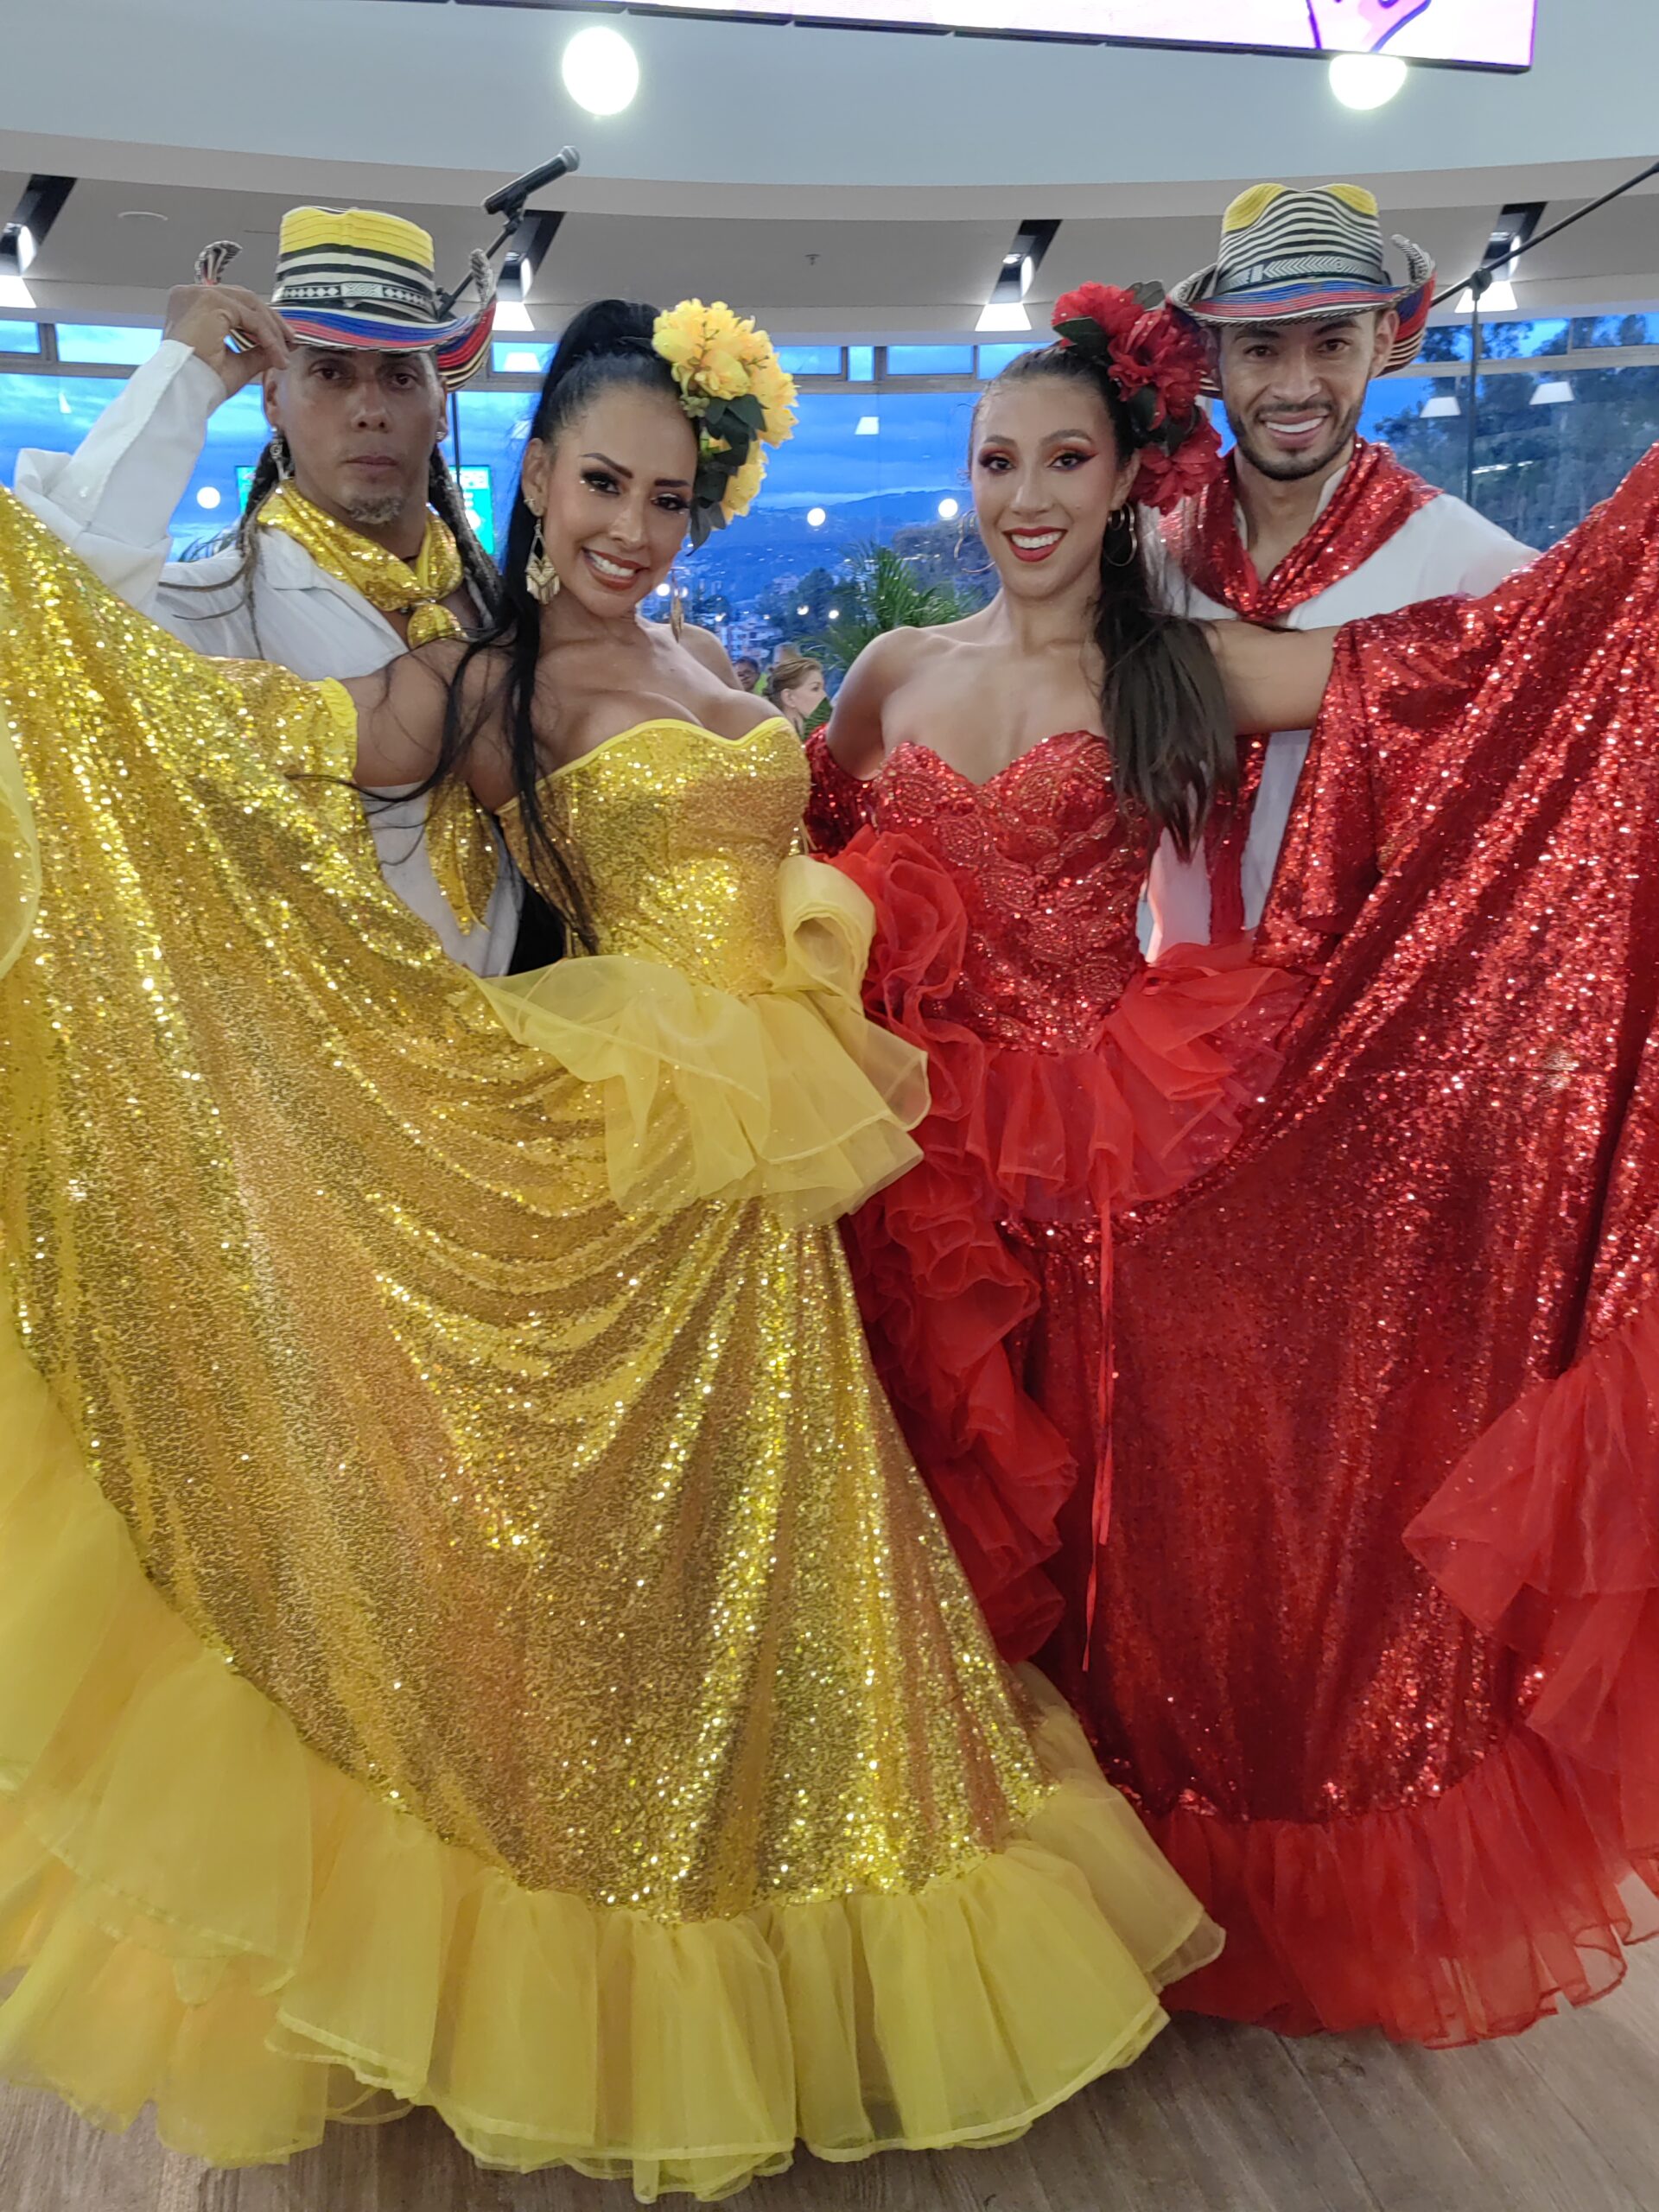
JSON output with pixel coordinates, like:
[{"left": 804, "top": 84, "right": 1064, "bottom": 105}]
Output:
[{"left": 805, "top": 730, "right": 1147, "bottom": 1052}]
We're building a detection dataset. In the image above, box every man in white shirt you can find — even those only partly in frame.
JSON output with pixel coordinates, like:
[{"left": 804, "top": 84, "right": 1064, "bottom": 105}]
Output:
[
  {"left": 15, "top": 205, "right": 522, "bottom": 975},
  {"left": 1150, "top": 182, "right": 1534, "bottom": 944}
]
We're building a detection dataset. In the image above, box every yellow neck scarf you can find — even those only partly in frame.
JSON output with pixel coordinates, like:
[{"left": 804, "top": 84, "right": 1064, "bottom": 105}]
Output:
[{"left": 258, "top": 486, "right": 466, "bottom": 646}]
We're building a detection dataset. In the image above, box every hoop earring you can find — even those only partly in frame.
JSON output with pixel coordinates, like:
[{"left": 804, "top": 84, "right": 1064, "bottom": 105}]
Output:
[
  {"left": 270, "top": 429, "right": 294, "bottom": 483},
  {"left": 669, "top": 568, "right": 688, "bottom": 641},
  {"left": 1103, "top": 504, "right": 1140, "bottom": 569},
  {"left": 524, "top": 515, "right": 561, "bottom": 604}
]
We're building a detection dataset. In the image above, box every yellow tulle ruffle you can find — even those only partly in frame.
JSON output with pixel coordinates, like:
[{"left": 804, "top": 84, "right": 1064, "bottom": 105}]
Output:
[
  {"left": 0, "top": 1317, "right": 1217, "bottom": 2198},
  {"left": 476, "top": 852, "right": 929, "bottom": 1225}
]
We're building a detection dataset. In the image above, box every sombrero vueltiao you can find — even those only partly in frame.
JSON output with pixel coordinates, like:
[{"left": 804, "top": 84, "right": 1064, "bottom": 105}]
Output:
[
  {"left": 267, "top": 207, "right": 495, "bottom": 390},
  {"left": 1170, "top": 183, "right": 1435, "bottom": 395}
]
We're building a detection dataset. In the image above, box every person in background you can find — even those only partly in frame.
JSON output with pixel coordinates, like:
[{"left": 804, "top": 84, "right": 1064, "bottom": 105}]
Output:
[
  {"left": 766, "top": 648, "right": 828, "bottom": 736},
  {"left": 731, "top": 652, "right": 762, "bottom": 690},
  {"left": 1147, "top": 182, "right": 1533, "bottom": 944},
  {"left": 14, "top": 205, "right": 521, "bottom": 976}
]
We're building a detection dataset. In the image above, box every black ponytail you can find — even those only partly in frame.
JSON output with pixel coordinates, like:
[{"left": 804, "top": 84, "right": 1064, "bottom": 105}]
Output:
[
  {"left": 986, "top": 345, "right": 1235, "bottom": 856},
  {"left": 420, "top": 300, "right": 683, "bottom": 953}
]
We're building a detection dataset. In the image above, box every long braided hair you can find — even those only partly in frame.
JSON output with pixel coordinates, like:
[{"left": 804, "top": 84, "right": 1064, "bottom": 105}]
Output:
[{"left": 412, "top": 300, "right": 690, "bottom": 955}]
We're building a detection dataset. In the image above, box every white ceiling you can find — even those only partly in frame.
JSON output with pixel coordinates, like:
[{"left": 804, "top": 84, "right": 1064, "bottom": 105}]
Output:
[{"left": 5, "top": 0, "right": 1657, "bottom": 339}]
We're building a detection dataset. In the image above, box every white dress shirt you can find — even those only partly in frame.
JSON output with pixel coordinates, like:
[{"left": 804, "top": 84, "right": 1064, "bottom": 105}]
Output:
[
  {"left": 14, "top": 340, "right": 522, "bottom": 976},
  {"left": 1145, "top": 463, "right": 1535, "bottom": 949}
]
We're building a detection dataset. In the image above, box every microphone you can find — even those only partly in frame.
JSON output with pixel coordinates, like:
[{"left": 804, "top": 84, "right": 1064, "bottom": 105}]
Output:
[{"left": 483, "top": 149, "right": 581, "bottom": 217}]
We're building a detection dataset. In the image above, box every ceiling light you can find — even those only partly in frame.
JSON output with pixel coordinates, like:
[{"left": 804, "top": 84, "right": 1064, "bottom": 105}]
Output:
[
  {"left": 118, "top": 209, "right": 168, "bottom": 225},
  {"left": 495, "top": 300, "right": 536, "bottom": 334},
  {"left": 976, "top": 302, "right": 1032, "bottom": 334},
  {"left": 1532, "top": 378, "right": 1574, "bottom": 405},
  {"left": 807, "top": 507, "right": 827, "bottom": 528},
  {"left": 938, "top": 497, "right": 960, "bottom": 519},
  {"left": 195, "top": 486, "right": 221, "bottom": 510},
  {"left": 10, "top": 226, "right": 35, "bottom": 271},
  {"left": 1329, "top": 54, "right": 1408, "bottom": 108},
  {"left": 855, "top": 415, "right": 879, "bottom": 436},
  {"left": 562, "top": 25, "right": 639, "bottom": 116},
  {"left": 1421, "top": 392, "right": 1460, "bottom": 418},
  {"left": 0, "top": 272, "right": 33, "bottom": 310},
  {"left": 1477, "top": 276, "right": 1518, "bottom": 313}
]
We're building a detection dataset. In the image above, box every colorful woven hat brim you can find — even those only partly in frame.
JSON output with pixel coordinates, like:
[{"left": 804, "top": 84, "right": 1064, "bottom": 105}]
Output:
[
  {"left": 278, "top": 302, "right": 497, "bottom": 391},
  {"left": 1172, "top": 265, "right": 1433, "bottom": 393}
]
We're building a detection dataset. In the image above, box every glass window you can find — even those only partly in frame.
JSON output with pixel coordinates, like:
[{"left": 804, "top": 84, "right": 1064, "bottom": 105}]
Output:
[
  {"left": 1572, "top": 313, "right": 1659, "bottom": 351},
  {"left": 1478, "top": 318, "right": 1571, "bottom": 359},
  {"left": 0, "top": 321, "right": 40, "bottom": 355},
  {"left": 976, "top": 342, "right": 1044, "bottom": 378},
  {"left": 454, "top": 387, "right": 537, "bottom": 554},
  {"left": 55, "top": 324, "right": 165, "bottom": 366},
  {"left": 886, "top": 346, "right": 975, "bottom": 378},
  {"left": 490, "top": 340, "right": 556, "bottom": 378},
  {"left": 1419, "top": 323, "right": 1474, "bottom": 364},
  {"left": 776, "top": 346, "right": 842, "bottom": 378},
  {"left": 847, "top": 346, "right": 875, "bottom": 384},
  {"left": 0, "top": 372, "right": 127, "bottom": 487},
  {"left": 167, "top": 385, "right": 272, "bottom": 554}
]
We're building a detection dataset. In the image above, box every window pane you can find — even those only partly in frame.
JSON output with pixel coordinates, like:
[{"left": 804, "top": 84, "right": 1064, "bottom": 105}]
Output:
[
  {"left": 886, "top": 346, "right": 975, "bottom": 378},
  {"left": 0, "top": 372, "right": 127, "bottom": 486},
  {"left": 1571, "top": 313, "right": 1659, "bottom": 351},
  {"left": 847, "top": 346, "right": 875, "bottom": 384},
  {"left": 1419, "top": 323, "right": 1474, "bottom": 364},
  {"left": 166, "top": 386, "right": 272, "bottom": 555},
  {"left": 0, "top": 321, "right": 40, "bottom": 355},
  {"left": 454, "top": 388, "right": 537, "bottom": 557},
  {"left": 976, "top": 342, "right": 1044, "bottom": 378},
  {"left": 1478, "top": 318, "right": 1571, "bottom": 359},
  {"left": 490, "top": 339, "right": 556, "bottom": 378},
  {"left": 56, "top": 324, "right": 164, "bottom": 366},
  {"left": 776, "top": 346, "right": 842, "bottom": 378}
]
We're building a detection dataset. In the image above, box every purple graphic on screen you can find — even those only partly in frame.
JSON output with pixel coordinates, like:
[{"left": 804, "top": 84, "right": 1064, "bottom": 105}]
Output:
[{"left": 589, "top": 1, "right": 1538, "bottom": 68}]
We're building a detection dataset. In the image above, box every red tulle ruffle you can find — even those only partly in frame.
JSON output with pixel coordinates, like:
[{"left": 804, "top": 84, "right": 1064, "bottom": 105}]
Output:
[
  {"left": 834, "top": 830, "right": 1300, "bottom": 1661},
  {"left": 1137, "top": 1289, "right": 1659, "bottom": 2043}
]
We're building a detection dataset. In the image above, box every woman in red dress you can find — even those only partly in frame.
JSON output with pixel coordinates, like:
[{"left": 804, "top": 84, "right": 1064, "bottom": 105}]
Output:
[{"left": 808, "top": 285, "right": 1659, "bottom": 2044}]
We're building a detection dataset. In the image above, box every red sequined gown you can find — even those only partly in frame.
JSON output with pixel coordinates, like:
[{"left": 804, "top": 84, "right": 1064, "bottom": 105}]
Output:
[
  {"left": 804, "top": 728, "right": 1297, "bottom": 1662},
  {"left": 812, "top": 448, "right": 1659, "bottom": 2045}
]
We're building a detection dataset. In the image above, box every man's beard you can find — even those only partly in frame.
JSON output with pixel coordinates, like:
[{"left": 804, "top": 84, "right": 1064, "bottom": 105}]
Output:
[
  {"left": 339, "top": 488, "right": 410, "bottom": 530},
  {"left": 1234, "top": 399, "right": 1362, "bottom": 484}
]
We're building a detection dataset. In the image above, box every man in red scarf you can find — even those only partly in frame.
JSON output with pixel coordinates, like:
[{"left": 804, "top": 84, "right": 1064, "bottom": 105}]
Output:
[{"left": 1150, "top": 182, "right": 1531, "bottom": 943}]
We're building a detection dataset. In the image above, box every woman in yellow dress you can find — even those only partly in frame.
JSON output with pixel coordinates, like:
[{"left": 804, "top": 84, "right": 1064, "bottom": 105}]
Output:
[{"left": 0, "top": 297, "right": 1216, "bottom": 2198}]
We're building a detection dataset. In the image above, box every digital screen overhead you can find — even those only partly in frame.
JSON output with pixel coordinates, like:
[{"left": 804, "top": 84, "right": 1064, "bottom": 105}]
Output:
[{"left": 575, "top": 1, "right": 1536, "bottom": 68}]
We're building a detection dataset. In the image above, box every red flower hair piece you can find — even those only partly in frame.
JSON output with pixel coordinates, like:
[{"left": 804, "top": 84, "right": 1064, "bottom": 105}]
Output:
[{"left": 1051, "top": 282, "right": 1224, "bottom": 512}]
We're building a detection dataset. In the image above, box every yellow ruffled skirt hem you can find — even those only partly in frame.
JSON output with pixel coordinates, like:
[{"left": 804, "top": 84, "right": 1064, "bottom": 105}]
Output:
[
  {"left": 474, "top": 853, "right": 930, "bottom": 1227},
  {"left": 0, "top": 1319, "right": 1217, "bottom": 2198}
]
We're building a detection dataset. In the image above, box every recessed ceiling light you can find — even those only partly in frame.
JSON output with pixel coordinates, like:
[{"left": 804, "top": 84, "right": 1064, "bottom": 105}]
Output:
[
  {"left": 118, "top": 209, "right": 169, "bottom": 224},
  {"left": 0, "top": 273, "right": 33, "bottom": 310},
  {"left": 494, "top": 301, "right": 535, "bottom": 333},
  {"left": 806, "top": 506, "right": 827, "bottom": 528},
  {"left": 562, "top": 25, "right": 639, "bottom": 116},
  {"left": 1329, "top": 53, "right": 1408, "bottom": 108},
  {"left": 976, "top": 302, "right": 1032, "bottom": 334},
  {"left": 938, "top": 497, "right": 960, "bottom": 519},
  {"left": 195, "top": 486, "right": 221, "bottom": 509}
]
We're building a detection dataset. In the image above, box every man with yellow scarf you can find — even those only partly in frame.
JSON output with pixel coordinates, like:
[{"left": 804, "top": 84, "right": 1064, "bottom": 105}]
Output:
[{"left": 16, "top": 206, "right": 521, "bottom": 972}]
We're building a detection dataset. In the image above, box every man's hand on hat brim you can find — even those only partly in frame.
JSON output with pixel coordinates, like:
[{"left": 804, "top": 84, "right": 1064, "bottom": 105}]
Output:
[{"left": 163, "top": 283, "right": 292, "bottom": 399}]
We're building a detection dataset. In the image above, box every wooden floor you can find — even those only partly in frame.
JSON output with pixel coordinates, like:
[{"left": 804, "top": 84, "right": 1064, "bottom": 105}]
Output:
[{"left": 6, "top": 1950, "right": 1658, "bottom": 2212}]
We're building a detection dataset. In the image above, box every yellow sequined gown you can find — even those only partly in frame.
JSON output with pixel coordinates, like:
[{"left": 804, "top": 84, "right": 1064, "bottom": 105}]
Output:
[{"left": 0, "top": 488, "right": 1216, "bottom": 2199}]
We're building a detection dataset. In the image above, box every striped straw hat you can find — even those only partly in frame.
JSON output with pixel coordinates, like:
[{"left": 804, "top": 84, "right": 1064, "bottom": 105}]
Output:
[
  {"left": 269, "top": 207, "right": 495, "bottom": 389},
  {"left": 1170, "top": 183, "right": 1434, "bottom": 390}
]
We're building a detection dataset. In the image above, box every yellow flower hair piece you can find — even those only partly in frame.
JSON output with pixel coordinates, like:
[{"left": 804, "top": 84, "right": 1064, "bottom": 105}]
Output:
[{"left": 652, "top": 300, "right": 798, "bottom": 544}]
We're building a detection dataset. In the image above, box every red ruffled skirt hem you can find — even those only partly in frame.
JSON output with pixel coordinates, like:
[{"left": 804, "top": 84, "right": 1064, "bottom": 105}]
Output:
[
  {"left": 833, "top": 830, "right": 1301, "bottom": 1661},
  {"left": 1143, "top": 1287, "right": 1659, "bottom": 2041}
]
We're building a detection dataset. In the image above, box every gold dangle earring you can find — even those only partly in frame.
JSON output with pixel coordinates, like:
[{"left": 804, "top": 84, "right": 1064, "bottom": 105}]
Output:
[
  {"left": 524, "top": 511, "right": 561, "bottom": 603},
  {"left": 1103, "top": 503, "right": 1140, "bottom": 569},
  {"left": 669, "top": 568, "right": 688, "bottom": 640}
]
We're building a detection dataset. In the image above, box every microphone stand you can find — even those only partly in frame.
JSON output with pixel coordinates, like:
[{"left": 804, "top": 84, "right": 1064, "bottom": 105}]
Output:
[{"left": 1435, "top": 158, "right": 1659, "bottom": 506}]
